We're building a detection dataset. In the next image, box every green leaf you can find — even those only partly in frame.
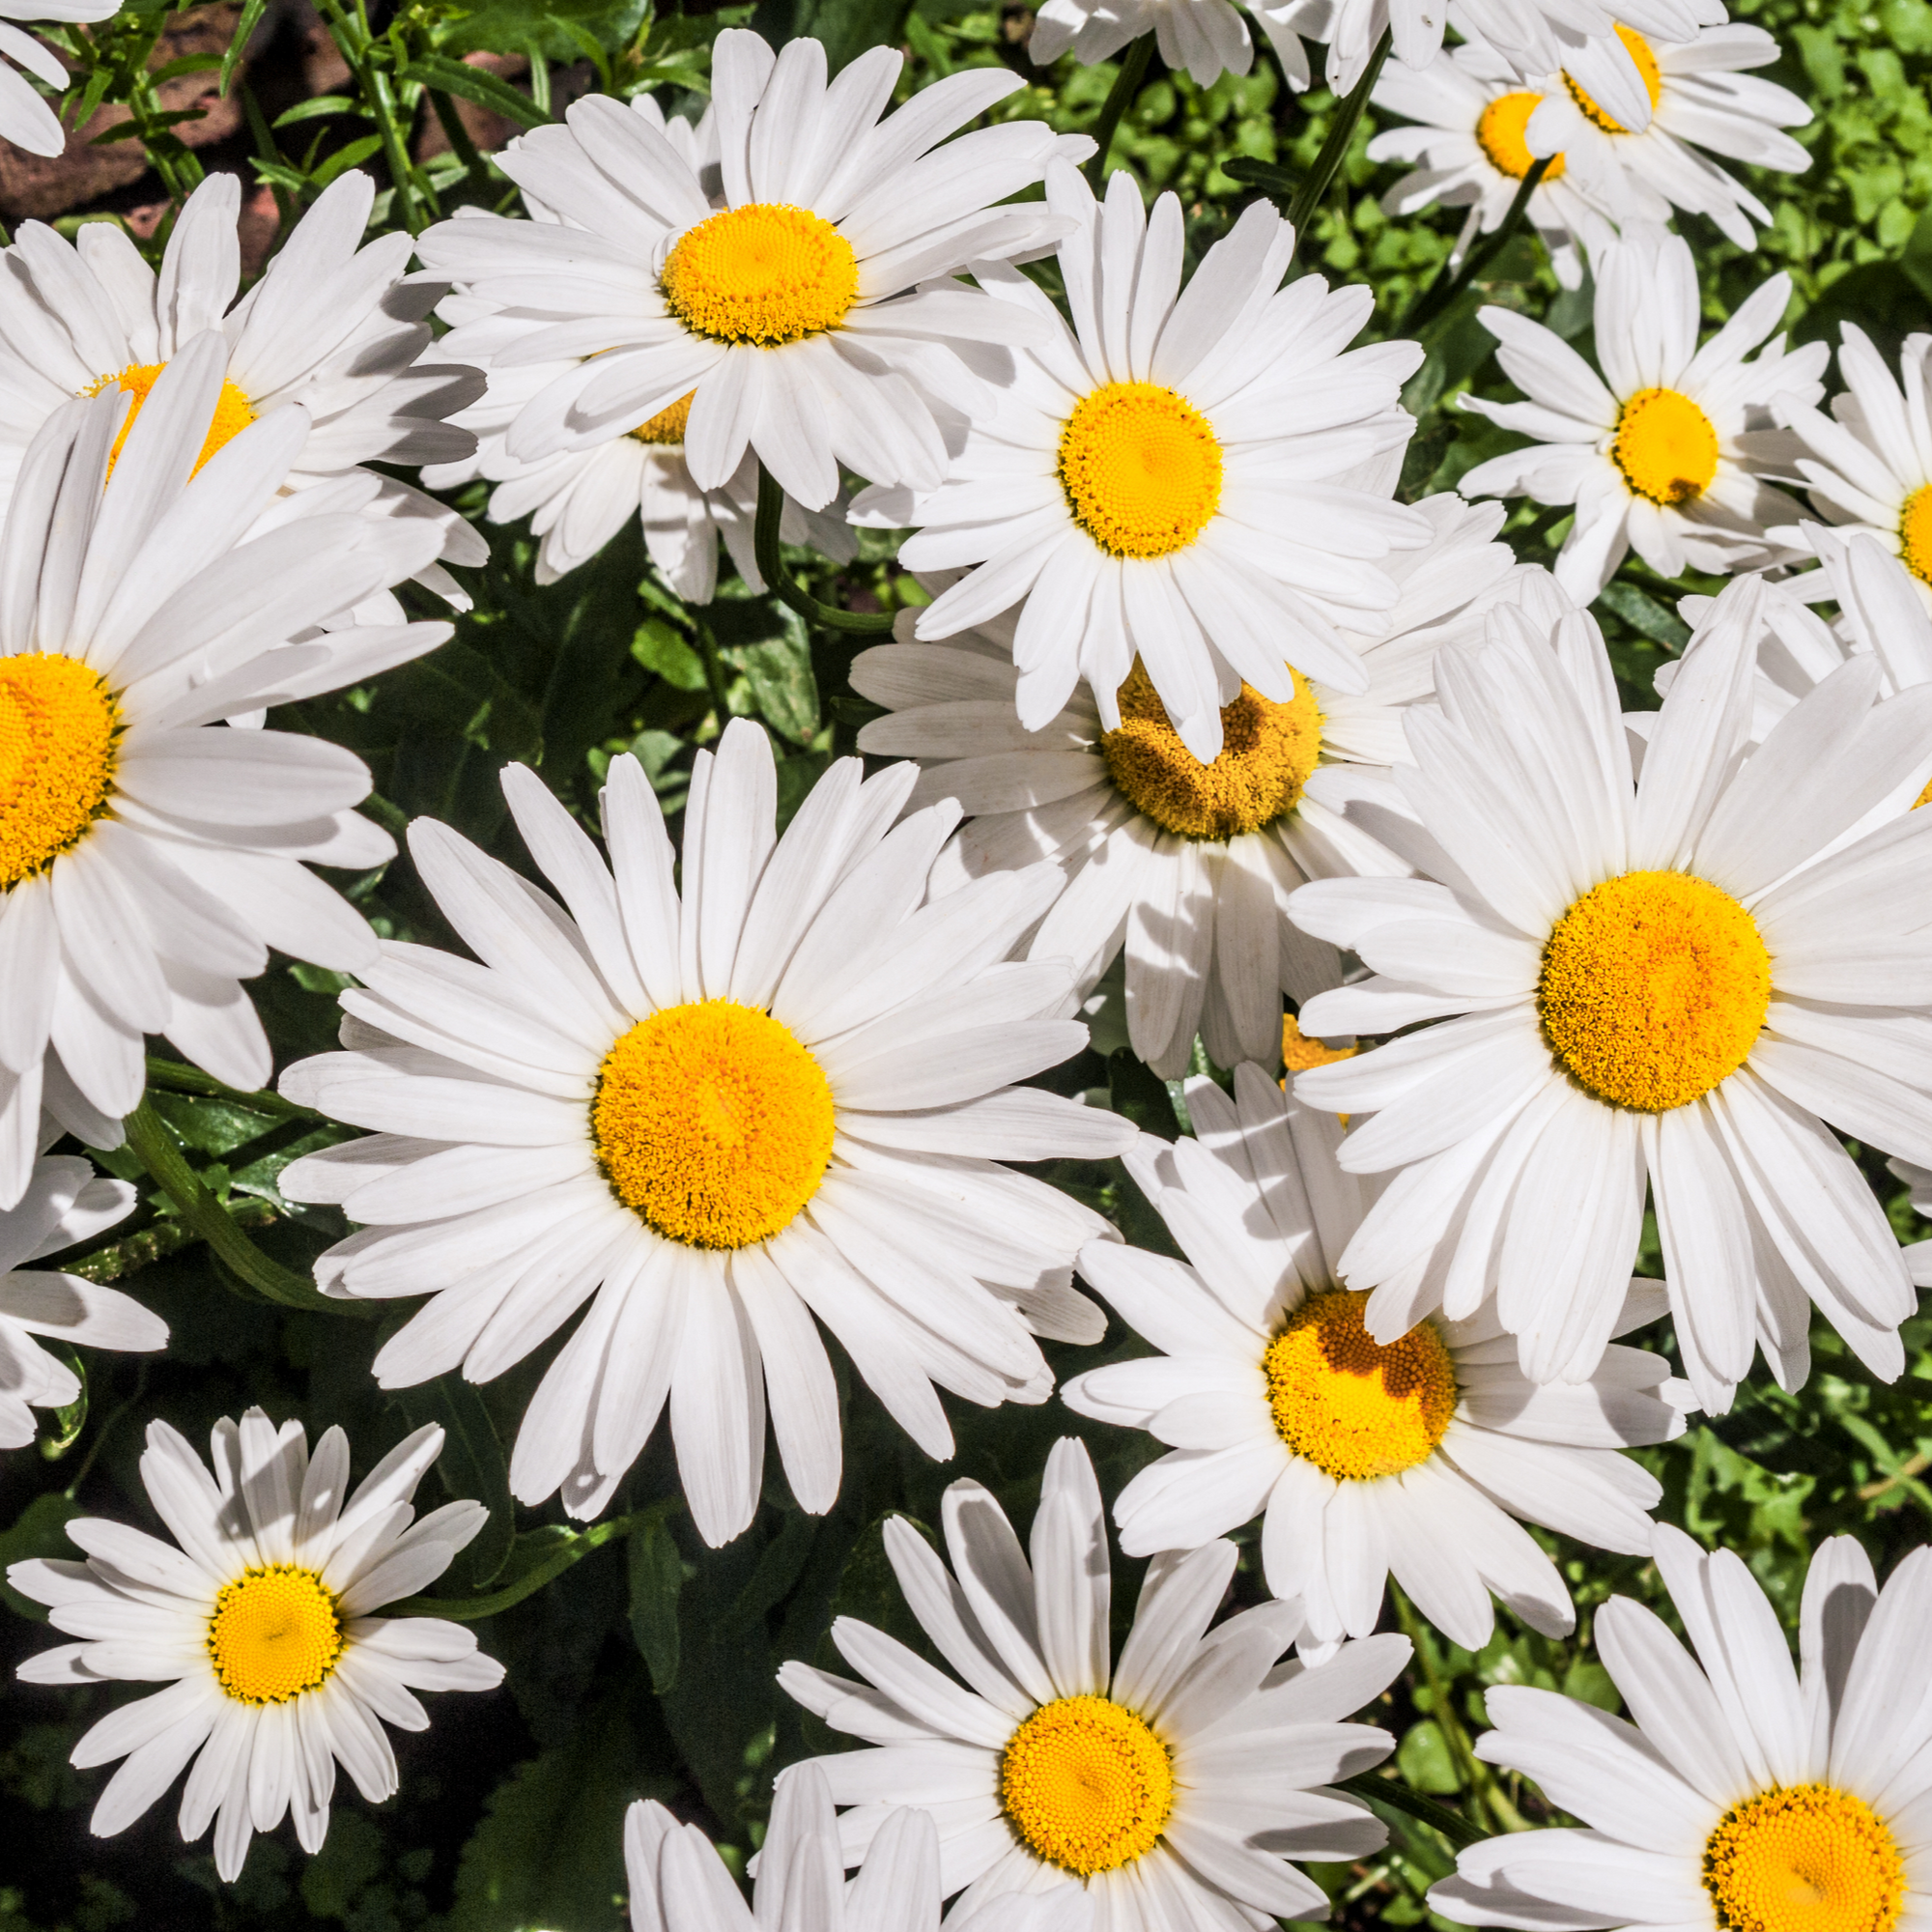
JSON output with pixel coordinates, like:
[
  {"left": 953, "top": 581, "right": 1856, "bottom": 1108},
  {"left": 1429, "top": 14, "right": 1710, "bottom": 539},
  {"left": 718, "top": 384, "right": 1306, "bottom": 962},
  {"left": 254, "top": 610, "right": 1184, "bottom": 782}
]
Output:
[
  {"left": 0, "top": 1492, "right": 83, "bottom": 1620},
  {"left": 395, "top": 53, "right": 547, "bottom": 129},
  {"left": 221, "top": 0, "right": 268, "bottom": 95},
  {"left": 1108, "top": 1046, "right": 1180, "bottom": 1141},
  {"left": 1396, "top": 1718, "right": 1463, "bottom": 1795},
  {"left": 271, "top": 94, "right": 362, "bottom": 128},
  {"left": 626, "top": 1511, "right": 688, "bottom": 1693},
  {"left": 374, "top": 639, "right": 544, "bottom": 761},
  {"left": 1221, "top": 155, "right": 1299, "bottom": 196},
  {"left": 725, "top": 633, "right": 820, "bottom": 744},
  {"left": 1598, "top": 580, "right": 1690, "bottom": 650},
  {"left": 392, "top": 1376, "right": 515, "bottom": 1588},
  {"left": 311, "top": 134, "right": 385, "bottom": 188},
  {"left": 632, "top": 617, "right": 708, "bottom": 691},
  {"left": 437, "top": 0, "right": 649, "bottom": 64},
  {"left": 36, "top": 1348, "right": 87, "bottom": 1463}
]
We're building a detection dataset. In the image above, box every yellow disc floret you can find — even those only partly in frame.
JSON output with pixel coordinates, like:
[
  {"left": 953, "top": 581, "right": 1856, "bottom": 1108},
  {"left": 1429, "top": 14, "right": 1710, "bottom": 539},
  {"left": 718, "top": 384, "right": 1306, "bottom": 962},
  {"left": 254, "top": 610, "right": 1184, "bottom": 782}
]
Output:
[
  {"left": 592, "top": 999, "right": 836, "bottom": 1248},
  {"left": 1612, "top": 387, "right": 1720, "bottom": 506},
  {"left": 1539, "top": 869, "right": 1770, "bottom": 1112},
  {"left": 1263, "top": 1289, "right": 1457, "bottom": 1481},
  {"left": 1898, "top": 482, "right": 1932, "bottom": 586},
  {"left": 0, "top": 652, "right": 119, "bottom": 889},
  {"left": 206, "top": 1565, "right": 344, "bottom": 1705},
  {"left": 1101, "top": 661, "right": 1322, "bottom": 840},
  {"left": 661, "top": 204, "right": 859, "bottom": 347},
  {"left": 84, "top": 362, "right": 256, "bottom": 478},
  {"left": 1059, "top": 382, "right": 1224, "bottom": 558},
  {"left": 1564, "top": 23, "right": 1663, "bottom": 133},
  {"left": 1001, "top": 1694, "right": 1175, "bottom": 1877},
  {"left": 631, "top": 391, "right": 696, "bottom": 445},
  {"left": 1476, "top": 91, "right": 1568, "bottom": 181},
  {"left": 1703, "top": 1784, "right": 1904, "bottom": 1932},
  {"left": 1282, "top": 1011, "right": 1356, "bottom": 1075}
]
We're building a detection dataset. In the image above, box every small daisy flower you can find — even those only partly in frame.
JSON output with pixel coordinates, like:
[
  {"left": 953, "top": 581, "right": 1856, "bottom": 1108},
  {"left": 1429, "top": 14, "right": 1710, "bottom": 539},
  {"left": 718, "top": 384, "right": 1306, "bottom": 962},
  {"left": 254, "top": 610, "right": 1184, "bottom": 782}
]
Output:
[
  {"left": 1026, "top": 0, "right": 1321, "bottom": 90},
  {"left": 0, "top": 341, "right": 454, "bottom": 1209},
  {"left": 0, "top": 170, "right": 486, "bottom": 596},
  {"left": 1431, "top": 1524, "right": 1932, "bottom": 1932},
  {"left": 1284, "top": 573, "right": 1932, "bottom": 1415},
  {"left": 424, "top": 97, "right": 855, "bottom": 596},
  {"left": 277, "top": 722, "right": 1134, "bottom": 1548},
  {"left": 1520, "top": 19, "right": 1813, "bottom": 251},
  {"left": 1368, "top": 42, "right": 1622, "bottom": 290},
  {"left": 0, "top": 3, "right": 118, "bottom": 158},
  {"left": 852, "top": 496, "right": 1526, "bottom": 1076},
  {"left": 8, "top": 1408, "right": 505, "bottom": 1882},
  {"left": 1770, "top": 327, "right": 1932, "bottom": 604},
  {"left": 780, "top": 1435, "right": 1407, "bottom": 1927},
  {"left": 855, "top": 162, "right": 1430, "bottom": 766},
  {"left": 413, "top": 31, "right": 1092, "bottom": 514},
  {"left": 0, "top": 1147, "right": 163, "bottom": 1449},
  {"left": 1459, "top": 224, "right": 1825, "bottom": 602},
  {"left": 1063, "top": 1064, "right": 1691, "bottom": 1657},
  {"left": 628, "top": 1766, "right": 940, "bottom": 1932}
]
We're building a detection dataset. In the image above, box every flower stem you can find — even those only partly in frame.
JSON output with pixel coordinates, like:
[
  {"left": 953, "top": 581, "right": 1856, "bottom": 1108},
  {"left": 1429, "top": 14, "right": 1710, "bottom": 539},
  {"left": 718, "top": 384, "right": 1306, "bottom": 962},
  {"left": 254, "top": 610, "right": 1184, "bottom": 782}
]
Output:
[
  {"left": 143, "top": 1053, "right": 321, "bottom": 1122},
  {"left": 121, "top": 1102, "right": 366, "bottom": 1318},
  {"left": 1083, "top": 34, "right": 1153, "bottom": 193},
  {"left": 1340, "top": 1772, "right": 1489, "bottom": 1851},
  {"left": 753, "top": 465, "right": 895, "bottom": 637},
  {"left": 1401, "top": 156, "right": 1551, "bottom": 336},
  {"left": 1287, "top": 29, "right": 1392, "bottom": 242},
  {"left": 389, "top": 1510, "right": 657, "bottom": 1620}
]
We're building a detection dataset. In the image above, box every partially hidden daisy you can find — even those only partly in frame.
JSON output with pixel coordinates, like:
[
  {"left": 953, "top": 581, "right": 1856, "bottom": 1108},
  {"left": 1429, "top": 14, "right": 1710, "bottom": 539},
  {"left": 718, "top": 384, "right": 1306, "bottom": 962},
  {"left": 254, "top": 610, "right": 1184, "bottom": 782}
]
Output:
[
  {"left": 422, "top": 98, "right": 854, "bottom": 596},
  {"left": 1284, "top": 571, "right": 1932, "bottom": 1414},
  {"left": 1368, "top": 40, "right": 1622, "bottom": 291},
  {"left": 856, "top": 162, "right": 1430, "bottom": 766},
  {"left": 9, "top": 1408, "right": 505, "bottom": 1881},
  {"left": 0, "top": 338, "right": 455, "bottom": 1209},
  {"left": 851, "top": 495, "right": 1526, "bottom": 1076},
  {"left": 0, "top": 3, "right": 117, "bottom": 157},
  {"left": 1025, "top": 0, "right": 1322, "bottom": 90},
  {"left": 0, "top": 170, "right": 486, "bottom": 598},
  {"left": 1063, "top": 1063, "right": 1691, "bottom": 1657},
  {"left": 780, "top": 1435, "right": 1408, "bottom": 1926},
  {"left": 413, "top": 30, "right": 1092, "bottom": 513},
  {"left": 1771, "top": 326, "right": 1932, "bottom": 602},
  {"left": 277, "top": 720, "right": 1134, "bottom": 1547},
  {"left": 1431, "top": 1523, "right": 1932, "bottom": 1932},
  {"left": 628, "top": 1765, "right": 940, "bottom": 1932},
  {"left": 1520, "top": 18, "right": 1814, "bottom": 251},
  {"left": 1459, "top": 224, "right": 1825, "bottom": 601},
  {"left": 0, "top": 1144, "right": 163, "bottom": 1449}
]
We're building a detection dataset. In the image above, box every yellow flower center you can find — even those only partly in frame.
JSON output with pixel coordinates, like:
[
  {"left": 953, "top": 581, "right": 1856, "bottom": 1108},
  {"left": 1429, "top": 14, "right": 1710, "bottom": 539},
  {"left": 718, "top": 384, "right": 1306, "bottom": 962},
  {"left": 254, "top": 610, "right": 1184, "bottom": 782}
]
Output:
[
  {"left": 84, "top": 361, "right": 256, "bottom": 478},
  {"left": 1476, "top": 90, "right": 1568, "bottom": 181},
  {"left": 1262, "top": 1289, "right": 1458, "bottom": 1482},
  {"left": 660, "top": 204, "right": 859, "bottom": 347},
  {"left": 1563, "top": 23, "right": 1663, "bottom": 133},
  {"left": 1282, "top": 1010, "right": 1356, "bottom": 1075},
  {"left": 206, "top": 1565, "right": 344, "bottom": 1706},
  {"left": 591, "top": 999, "right": 836, "bottom": 1249},
  {"left": 631, "top": 391, "right": 695, "bottom": 446},
  {"left": 1703, "top": 1785, "right": 1904, "bottom": 1932},
  {"left": 0, "top": 652, "right": 119, "bottom": 889},
  {"left": 1539, "top": 869, "right": 1771, "bottom": 1112},
  {"left": 1101, "top": 661, "right": 1322, "bottom": 840},
  {"left": 1897, "top": 482, "right": 1932, "bottom": 587},
  {"left": 1613, "top": 387, "right": 1720, "bottom": 506},
  {"left": 1058, "top": 381, "right": 1224, "bottom": 558},
  {"left": 1000, "top": 1694, "right": 1175, "bottom": 1877}
]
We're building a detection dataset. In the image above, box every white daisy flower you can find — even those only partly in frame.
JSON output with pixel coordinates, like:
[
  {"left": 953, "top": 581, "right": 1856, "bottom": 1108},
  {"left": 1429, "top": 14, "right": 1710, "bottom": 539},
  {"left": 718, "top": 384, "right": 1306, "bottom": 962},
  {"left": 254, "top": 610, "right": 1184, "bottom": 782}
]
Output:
[
  {"left": 1063, "top": 1064, "right": 1691, "bottom": 1658},
  {"left": 1026, "top": 0, "right": 1321, "bottom": 91},
  {"left": 412, "top": 31, "right": 1092, "bottom": 515},
  {"left": 1282, "top": 571, "right": 1932, "bottom": 1415},
  {"left": 0, "top": 2, "right": 117, "bottom": 159},
  {"left": 1520, "top": 19, "right": 1813, "bottom": 251},
  {"left": 7, "top": 1407, "right": 505, "bottom": 1882},
  {"left": 1253, "top": 0, "right": 1719, "bottom": 111},
  {"left": 780, "top": 1434, "right": 1408, "bottom": 1927},
  {"left": 275, "top": 721, "right": 1135, "bottom": 1548},
  {"left": 1767, "top": 327, "right": 1932, "bottom": 603},
  {"left": 422, "top": 294, "right": 857, "bottom": 595},
  {"left": 0, "top": 170, "right": 486, "bottom": 598},
  {"left": 0, "top": 339, "right": 455, "bottom": 1210},
  {"left": 628, "top": 1765, "right": 940, "bottom": 1932},
  {"left": 1367, "top": 41, "right": 1623, "bottom": 291},
  {"left": 423, "top": 96, "right": 856, "bottom": 596},
  {"left": 855, "top": 162, "right": 1430, "bottom": 767},
  {"left": 0, "top": 1146, "right": 163, "bottom": 1449},
  {"left": 1458, "top": 224, "right": 1826, "bottom": 602},
  {"left": 1431, "top": 1523, "right": 1932, "bottom": 1932},
  {"left": 851, "top": 496, "right": 1526, "bottom": 1076}
]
